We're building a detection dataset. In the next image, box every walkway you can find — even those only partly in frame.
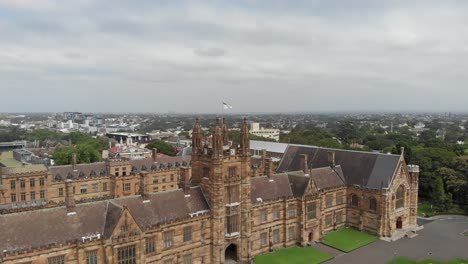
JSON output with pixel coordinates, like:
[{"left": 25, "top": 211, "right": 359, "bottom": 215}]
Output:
[{"left": 323, "top": 215, "right": 468, "bottom": 264}]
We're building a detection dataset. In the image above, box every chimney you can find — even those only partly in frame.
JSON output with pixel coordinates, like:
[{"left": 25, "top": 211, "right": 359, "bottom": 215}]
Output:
[
  {"left": 152, "top": 148, "right": 158, "bottom": 162},
  {"left": 299, "top": 154, "right": 308, "bottom": 174},
  {"left": 65, "top": 180, "right": 75, "bottom": 214},
  {"left": 327, "top": 151, "right": 335, "bottom": 167},
  {"left": 140, "top": 172, "right": 149, "bottom": 201},
  {"left": 265, "top": 158, "right": 272, "bottom": 180},
  {"left": 72, "top": 153, "right": 77, "bottom": 171},
  {"left": 400, "top": 146, "right": 405, "bottom": 156},
  {"left": 180, "top": 167, "right": 192, "bottom": 196}
]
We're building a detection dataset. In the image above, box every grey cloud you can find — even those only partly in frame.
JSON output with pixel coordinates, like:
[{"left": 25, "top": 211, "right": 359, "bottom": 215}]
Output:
[
  {"left": 194, "top": 47, "right": 226, "bottom": 58},
  {"left": 1, "top": 0, "right": 468, "bottom": 112}
]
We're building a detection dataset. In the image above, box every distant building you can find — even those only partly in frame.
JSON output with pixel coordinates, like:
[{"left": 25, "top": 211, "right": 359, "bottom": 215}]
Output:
[
  {"left": 106, "top": 132, "right": 151, "bottom": 144},
  {"left": 0, "top": 119, "right": 420, "bottom": 264},
  {"left": 250, "top": 122, "right": 280, "bottom": 141}
]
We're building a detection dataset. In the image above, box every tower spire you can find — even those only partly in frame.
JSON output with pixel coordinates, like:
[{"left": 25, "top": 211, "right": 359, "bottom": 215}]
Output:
[
  {"left": 222, "top": 118, "right": 229, "bottom": 146},
  {"left": 240, "top": 118, "right": 250, "bottom": 155},
  {"left": 192, "top": 118, "right": 203, "bottom": 155},
  {"left": 212, "top": 119, "right": 223, "bottom": 157}
]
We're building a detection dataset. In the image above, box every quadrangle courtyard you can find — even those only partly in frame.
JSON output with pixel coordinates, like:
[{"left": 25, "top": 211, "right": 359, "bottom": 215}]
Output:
[{"left": 253, "top": 215, "right": 468, "bottom": 264}]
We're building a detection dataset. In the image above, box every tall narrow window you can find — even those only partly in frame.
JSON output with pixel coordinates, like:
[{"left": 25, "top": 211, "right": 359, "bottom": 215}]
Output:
[
  {"left": 369, "top": 197, "right": 377, "bottom": 211},
  {"left": 183, "top": 254, "right": 192, "bottom": 264},
  {"left": 30, "top": 192, "right": 35, "bottom": 201},
  {"left": 117, "top": 245, "right": 136, "bottom": 264},
  {"left": 228, "top": 167, "right": 236, "bottom": 177},
  {"left": 20, "top": 180, "right": 26, "bottom": 189},
  {"left": 336, "top": 192, "right": 343, "bottom": 205},
  {"left": 288, "top": 206, "right": 295, "bottom": 218},
  {"left": 39, "top": 178, "right": 45, "bottom": 186},
  {"left": 351, "top": 194, "right": 359, "bottom": 208},
  {"left": 288, "top": 226, "right": 295, "bottom": 240},
  {"left": 145, "top": 237, "right": 156, "bottom": 254},
  {"left": 273, "top": 207, "right": 280, "bottom": 220},
  {"left": 326, "top": 194, "right": 333, "bottom": 208},
  {"left": 164, "top": 231, "right": 174, "bottom": 248},
  {"left": 396, "top": 186, "right": 405, "bottom": 209},
  {"left": 183, "top": 226, "right": 192, "bottom": 242},
  {"left": 260, "top": 209, "right": 267, "bottom": 223},
  {"left": 59, "top": 188, "right": 64, "bottom": 197},
  {"left": 336, "top": 211, "right": 343, "bottom": 224},
  {"left": 11, "top": 193, "right": 16, "bottom": 203},
  {"left": 30, "top": 179, "right": 35, "bottom": 188},
  {"left": 40, "top": 190, "right": 45, "bottom": 199},
  {"left": 260, "top": 232, "right": 267, "bottom": 247},
  {"left": 325, "top": 214, "right": 332, "bottom": 227},
  {"left": 226, "top": 215, "right": 239, "bottom": 234},
  {"left": 10, "top": 180, "right": 16, "bottom": 190},
  {"left": 273, "top": 229, "right": 280, "bottom": 243},
  {"left": 86, "top": 250, "right": 98, "bottom": 264},
  {"left": 48, "top": 255, "right": 65, "bottom": 264},
  {"left": 307, "top": 203, "right": 316, "bottom": 220},
  {"left": 225, "top": 185, "right": 239, "bottom": 204}
]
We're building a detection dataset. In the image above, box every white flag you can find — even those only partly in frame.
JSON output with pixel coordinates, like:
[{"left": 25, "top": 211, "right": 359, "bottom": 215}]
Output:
[{"left": 223, "top": 102, "right": 233, "bottom": 109}]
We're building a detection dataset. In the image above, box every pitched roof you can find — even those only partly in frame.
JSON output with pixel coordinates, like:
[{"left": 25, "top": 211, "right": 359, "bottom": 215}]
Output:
[
  {"left": 251, "top": 171, "right": 308, "bottom": 203},
  {"left": 0, "top": 187, "right": 209, "bottom": 253},
  {"left": 113, "top": 187, "right": 209, "bottom": 229},
  {"left": 0, "top": 201, "right": 112, "bottom": 252},
  {"left": 277, "top": 144, "right": 401, "bottom": 189},
  {"left": 310, "top": 166, "right": 346, "bottom": 190},
  {"left": 1, "top": 164, "right": 48, "bottom": 175}
]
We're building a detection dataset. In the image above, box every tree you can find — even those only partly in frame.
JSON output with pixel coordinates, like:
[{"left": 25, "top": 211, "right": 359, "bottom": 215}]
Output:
[
  {"left": 146, "top": 140, "right": 176, "bottom": 156},
  {"left": 53, "top": 145, "right": 102, "bottom": 165},
  {"left": 432, "top": 177, "right": 452, "bottom": 211}
]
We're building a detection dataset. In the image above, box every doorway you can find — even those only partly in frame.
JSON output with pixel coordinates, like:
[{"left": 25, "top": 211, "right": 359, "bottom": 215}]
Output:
[
  {"left": 225, "top": 244, "right": 238, "bottom": 262},
  {"left": 396, "top": 217, "right": 403, "bottom": 229}
]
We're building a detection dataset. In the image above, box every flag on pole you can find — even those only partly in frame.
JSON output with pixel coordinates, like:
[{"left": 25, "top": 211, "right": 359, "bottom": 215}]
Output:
[{"left": 223, "top": 102, "right": 233, "bottom": 109}]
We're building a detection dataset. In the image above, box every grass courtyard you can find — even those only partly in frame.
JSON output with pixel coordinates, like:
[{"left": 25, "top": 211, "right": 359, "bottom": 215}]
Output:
[
  {"left": 254, "top": 247, "right": 333, "bottom": 264},
  {"left": 388, "top": 257, "right": 468, "bottom": 264},
  {"left": 322, "top": 227, "right": 379, "bottom": 252}
]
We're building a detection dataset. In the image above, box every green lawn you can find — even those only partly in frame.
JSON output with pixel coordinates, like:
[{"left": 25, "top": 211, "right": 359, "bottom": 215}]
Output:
[
  {"left": 418, "top": 202, "right": 466, "bottom": 217},
  {"left": 418, "top": 202, "right": 435, "bottom": 217},
  {"left": 388, "top": 257, "right": 468, "bottom": 264},
  {"left": 322, "top": 227, "right": 378, "bottom": 252},
  {"left": 254, "top": 247, "right": 333, "bottom": 264}
]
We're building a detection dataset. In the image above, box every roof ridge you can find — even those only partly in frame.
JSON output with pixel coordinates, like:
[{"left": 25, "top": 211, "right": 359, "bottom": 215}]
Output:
[{"left": 289, "top": 144, "right": 400, "bottom": 157}]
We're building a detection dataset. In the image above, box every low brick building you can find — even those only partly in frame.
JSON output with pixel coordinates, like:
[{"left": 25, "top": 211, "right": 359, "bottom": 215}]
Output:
[{"left": 0, "top": 119, "right": 419, "bottom": 264}]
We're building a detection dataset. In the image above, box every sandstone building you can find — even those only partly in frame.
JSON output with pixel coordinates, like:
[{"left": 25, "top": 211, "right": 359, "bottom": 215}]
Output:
[{"left": 0, "top": 119, "right": 419, "bottom": 264}]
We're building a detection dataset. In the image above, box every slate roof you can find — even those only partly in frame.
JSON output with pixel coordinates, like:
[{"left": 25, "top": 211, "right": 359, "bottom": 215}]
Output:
[
  {"left": 277, "top": 144, "right": 401, "bottom": 189},
  {"left": 0, "top": 187, "right": 209, "bottom": 253},
  {"left": 49, "top": 156, "right": 192, "bottom": 181},
  {"left": 251, "top": 171, "right": 308, "bottom": 203},
  {"left": 310, "top": 166, "right": 346, "bottom": 190},
  {"left": 1, "top": 164, "right": 48, "bottom": 175}
]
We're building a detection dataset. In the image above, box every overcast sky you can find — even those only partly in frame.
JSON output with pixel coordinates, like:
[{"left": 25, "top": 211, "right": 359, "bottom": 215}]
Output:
[{"left": 1, "top": 0, "right": 467, "bottom": 113}]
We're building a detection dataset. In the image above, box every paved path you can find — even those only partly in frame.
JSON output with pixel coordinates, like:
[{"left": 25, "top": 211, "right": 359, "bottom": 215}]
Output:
[{"left": 323, "top": 215, "right": 468, "bottom": 264}]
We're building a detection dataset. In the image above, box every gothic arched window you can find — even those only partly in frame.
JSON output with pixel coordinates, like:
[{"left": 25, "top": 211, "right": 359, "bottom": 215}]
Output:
[
  {"left": 351, "top": 194, "right": 359, "bottom": 208},
  {"left": 396, "top": 185, "right": 405, "bottom": 209}
]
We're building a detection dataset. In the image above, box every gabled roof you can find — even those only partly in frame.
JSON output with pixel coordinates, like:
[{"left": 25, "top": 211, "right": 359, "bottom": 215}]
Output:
[
  {"left": 251, "top": 171, "right": 308, "bottom": 203},
  {"left": 310, "top": 166, "right": 346, "bottom": 190},
  {"left": 277, "top": 144, "right": 401, "bottom": 189},
  {"left": 0, "top": 187, "right": 209, "bottom": 253}
]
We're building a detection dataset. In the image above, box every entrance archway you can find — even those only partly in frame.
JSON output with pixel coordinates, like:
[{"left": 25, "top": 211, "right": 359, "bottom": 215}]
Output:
[
  {"left": 225, "top": 244, "right": 238, "bottom": 262},
  {"left": 396, "top": 217, "right": 402, "bottom": 229},
  {"left": 308, "top": 232, "right": 313, "bottom": 243}
]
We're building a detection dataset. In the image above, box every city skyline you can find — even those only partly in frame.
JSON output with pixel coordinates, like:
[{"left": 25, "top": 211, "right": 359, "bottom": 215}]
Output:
[{"left": 1, "top": 0, "right": 468, "bottom": 113}]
